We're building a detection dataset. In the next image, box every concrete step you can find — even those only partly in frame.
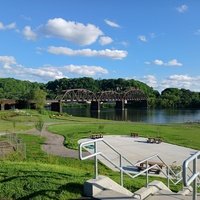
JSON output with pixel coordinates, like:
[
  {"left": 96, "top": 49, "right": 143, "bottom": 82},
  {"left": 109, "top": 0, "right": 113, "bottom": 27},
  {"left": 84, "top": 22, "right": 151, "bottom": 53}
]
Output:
[
  {"left": 94, "top": 189, "right": 136, "bottom": 200},
  {"left": 145, "top": 189, "right": 198, "bottom": 200},
  {"left": 84, "top": 175, "right": 133, "bottom": 198}
]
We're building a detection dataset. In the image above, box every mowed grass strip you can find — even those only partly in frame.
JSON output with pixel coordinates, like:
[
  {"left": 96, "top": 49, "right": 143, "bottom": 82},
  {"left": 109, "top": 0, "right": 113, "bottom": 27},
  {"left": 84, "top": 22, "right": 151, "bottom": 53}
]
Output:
[{"left": 48, "top": 122, "right": 200, "bottom": 150}]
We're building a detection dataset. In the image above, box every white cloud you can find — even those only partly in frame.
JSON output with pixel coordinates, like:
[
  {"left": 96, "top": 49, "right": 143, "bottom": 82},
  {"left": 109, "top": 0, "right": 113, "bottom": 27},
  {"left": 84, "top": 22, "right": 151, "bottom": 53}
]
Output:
[
  {"left": 138, "top": 35, "right": 147, "bottom": 42},
  {"left": 146, "top": 59, "right": 182, "bottom": 67},
  {"left": 0, "top": 56, "right": 16, "bottom": 65},
  {"left": 153, "top": 59, "right": 164, "bottom": 65},
  {"left": 22, "top": 26, "right": 37, "bottom": 40},
  {"left": 167, "top": 59, "right": 182, "bottom": 66},
  {"left": 104, "top": 19, "right": 120, "bottom": 28},
  {"left": 0, "top": 21, "right": 16, "bottom": 30},
  {"left": 47, "top": 46, "right": 128, "bottom": 60},
  {"left": 140, "top": 75, "right": 158, "bottom": 88},
  {"left": 99, "top": 36, "right": 113, "bottom": 45},
  {"left": 176, "top": 4, "right": 188, "bottom": 13},
  {"left": 64, "top": 65, "right": 108, "bottom": 76},
  {"left": 161, "top": 75, "right": 200, "bottom": 92},
  {"left": 136, "top": 74, "right": 200, "bottom": 92},
  {"left": 0, "top": 55, "right": 109, "bottom": 81},
  {"left": 42, "top": 18, "right": 103, "bottom": 45}
]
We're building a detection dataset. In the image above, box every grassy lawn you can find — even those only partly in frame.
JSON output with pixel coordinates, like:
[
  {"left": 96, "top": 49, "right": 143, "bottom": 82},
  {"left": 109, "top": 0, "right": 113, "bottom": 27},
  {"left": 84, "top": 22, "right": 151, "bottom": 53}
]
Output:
[
  {"left": 48, "top": 121, "right": 200, "bottom": 150},
  {"left": 0, "top": 109, "right": 198, "bottom": 199},
  {"left": 1, "top": 133, "right": 169, "bottom": 199}
]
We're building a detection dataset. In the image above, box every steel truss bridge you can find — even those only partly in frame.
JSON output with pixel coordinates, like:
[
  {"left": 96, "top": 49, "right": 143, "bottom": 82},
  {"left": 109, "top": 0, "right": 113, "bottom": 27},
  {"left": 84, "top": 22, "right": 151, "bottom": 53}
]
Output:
[
  {"left": 55, "top": 88, "right": 147, "bottom": 102},
  {"left": 50, "top": 88, "right": 147, "bottom": 112}
]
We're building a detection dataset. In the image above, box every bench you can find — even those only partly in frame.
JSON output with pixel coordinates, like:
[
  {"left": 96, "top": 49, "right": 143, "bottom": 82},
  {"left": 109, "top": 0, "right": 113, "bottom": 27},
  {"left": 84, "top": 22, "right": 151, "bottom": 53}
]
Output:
[
  {"left": 138, "top": 161, "right": 165, "bottom": 174},
  {"left": 90, "top": 134, "right": 103, "bottom": 139},
  {"left": 147, "top": 137, "right": 162, "bottom": 144},
  {"left": 130, "top": 133, "right": 139, "bottom": 137}
]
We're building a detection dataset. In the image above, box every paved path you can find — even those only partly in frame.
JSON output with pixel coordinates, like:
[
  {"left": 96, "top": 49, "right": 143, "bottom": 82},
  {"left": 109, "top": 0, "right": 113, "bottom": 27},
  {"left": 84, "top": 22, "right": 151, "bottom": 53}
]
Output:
[{"left": 25, "top": 123, "right": 86, "bottom": 159}]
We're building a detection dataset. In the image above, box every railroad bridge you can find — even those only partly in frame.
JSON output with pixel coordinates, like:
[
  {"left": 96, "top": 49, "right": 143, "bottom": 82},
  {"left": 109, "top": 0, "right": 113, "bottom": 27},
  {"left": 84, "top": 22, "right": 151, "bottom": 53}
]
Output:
[{"left": 51, "top": 88, "right": 147, "bottom": 112}]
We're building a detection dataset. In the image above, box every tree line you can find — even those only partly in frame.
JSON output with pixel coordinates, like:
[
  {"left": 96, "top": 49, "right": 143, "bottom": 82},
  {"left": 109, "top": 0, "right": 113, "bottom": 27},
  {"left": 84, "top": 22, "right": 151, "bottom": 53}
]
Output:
[{"left": 0, "top": 77, "right": 200, "bottom": 109}]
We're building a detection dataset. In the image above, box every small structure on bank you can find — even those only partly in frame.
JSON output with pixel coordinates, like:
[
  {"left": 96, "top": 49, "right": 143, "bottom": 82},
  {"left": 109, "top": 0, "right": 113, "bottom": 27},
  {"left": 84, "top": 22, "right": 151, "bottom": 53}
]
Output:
[{"left": 0, "top": 99, "right": 16, "bottom": 111}]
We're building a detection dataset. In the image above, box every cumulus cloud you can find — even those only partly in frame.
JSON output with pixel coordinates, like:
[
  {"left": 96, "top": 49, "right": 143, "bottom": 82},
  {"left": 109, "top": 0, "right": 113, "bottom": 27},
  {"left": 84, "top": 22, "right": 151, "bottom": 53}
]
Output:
[
  {"left": 99, "top": 36, "right": 113, "bottom": 45},
  {"left": 136, "top": 74, "right": 200, "bottom": 92},
  {"left": 146, "top": 59, "right": 183, "bottom": 67},
  {"left": 22, "top": 26, "right": 37, "bottom": 40},
  {"left": 138, "top": 35, "right": 147, "bottom": 42},
  {"left": 0, "top": 21, "right": 16, "bottom": 30},
  {"left": 161, "top": 75, "right": 200, "bottom": 92},
  {"left": 0, "top": 55, "right": 109, "bottom": 81},
  {"left": 104, "top": 19, "right": 120, "bottom": 28},
  {"left": 22, "top": 18, "right": 104, "bottom": 46},
  {"left": 140, "top": 75, "right": 158, "bottom": 88},
  {"left": 176, "top": 4, "right": 188, "bottom": 13},
  {"left": 43, "top": 18, "right": 103, "bottom": 45},
  {"left": 47, "top": 46, "right": 128, "bottom": 60},
  {"left": 64, "top": 65, "right": 108, "bottom": 76},
  {"left": 153, "top": 59, "right": 164, "bottom": 65},
  {"left": 0, "top": 56, "right": 16, "bottom": 65}
]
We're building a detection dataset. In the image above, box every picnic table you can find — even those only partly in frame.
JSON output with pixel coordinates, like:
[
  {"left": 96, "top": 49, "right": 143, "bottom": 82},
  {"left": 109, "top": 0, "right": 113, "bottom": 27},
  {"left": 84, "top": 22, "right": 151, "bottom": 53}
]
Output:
[
  {"left": 147, "top": 137, "right": 162, "bottom": 144},
  {"left": 90, "top": 134, "right": 103, "bottom": 139},
  {"left": 138, "top": 160, "right": 165, "bottom": 174},
  {"left": 130, "top": 133, "right": 139, "bottom": 137}
]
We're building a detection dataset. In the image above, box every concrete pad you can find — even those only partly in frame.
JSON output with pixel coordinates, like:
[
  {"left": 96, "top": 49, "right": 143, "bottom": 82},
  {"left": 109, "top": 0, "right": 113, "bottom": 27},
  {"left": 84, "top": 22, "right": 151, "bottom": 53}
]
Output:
[{"left": 79, "top": 135, "right": 199, "bottom": 172}]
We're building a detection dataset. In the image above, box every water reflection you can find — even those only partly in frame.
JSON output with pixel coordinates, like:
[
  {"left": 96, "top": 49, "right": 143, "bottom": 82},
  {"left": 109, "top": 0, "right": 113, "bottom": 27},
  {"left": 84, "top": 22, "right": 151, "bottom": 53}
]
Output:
[{"left": 63, "top": 107, "right": 200, "bottom": 124}]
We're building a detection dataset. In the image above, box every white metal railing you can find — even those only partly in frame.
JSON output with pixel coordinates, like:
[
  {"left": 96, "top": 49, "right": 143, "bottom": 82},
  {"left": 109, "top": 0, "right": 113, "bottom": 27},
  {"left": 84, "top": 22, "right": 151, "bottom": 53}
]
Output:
[
  {"left": 183, "top": 151, "right": 200, "bottom": 200},
  {"left": 79, "top": 138, "right": 184, "bottom": 189}
]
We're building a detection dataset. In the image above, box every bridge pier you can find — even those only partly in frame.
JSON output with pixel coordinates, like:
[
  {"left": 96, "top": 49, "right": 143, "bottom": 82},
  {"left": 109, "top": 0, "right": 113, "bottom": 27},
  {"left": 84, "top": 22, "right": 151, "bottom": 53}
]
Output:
[
  {"left": 90, "top": 101, "right": 100, "bottom": 112},
  {"left": 115, "top": 100, "right": 125, "bottom": 110},
  {"left": 51, "top": 100, "right": 62, "bottom": 113},
  {"left": 0, "top": 103, "right": 5, "bottom": 111}
]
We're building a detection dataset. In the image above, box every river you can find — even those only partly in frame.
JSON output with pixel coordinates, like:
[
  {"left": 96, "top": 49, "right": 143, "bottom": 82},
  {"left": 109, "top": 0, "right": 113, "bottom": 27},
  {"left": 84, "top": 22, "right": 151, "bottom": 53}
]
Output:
[{"left": 63, "top": 107, "right": 200, "bottom": 124}]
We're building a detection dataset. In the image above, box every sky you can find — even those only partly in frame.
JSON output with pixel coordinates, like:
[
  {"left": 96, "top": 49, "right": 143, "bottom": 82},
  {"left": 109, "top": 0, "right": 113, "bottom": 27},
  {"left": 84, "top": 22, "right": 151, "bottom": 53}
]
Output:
[{"left": 0, "top": 0, "right": 200, "bottom": 92}]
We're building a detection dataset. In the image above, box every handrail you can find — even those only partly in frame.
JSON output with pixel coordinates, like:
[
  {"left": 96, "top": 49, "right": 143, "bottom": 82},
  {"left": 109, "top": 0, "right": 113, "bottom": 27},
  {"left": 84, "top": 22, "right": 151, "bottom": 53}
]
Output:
[
  {"left": 79, "top": 138, "right": 184, "bottom": 189},
  {"left": 183, "top": 151, "right": 200, "bottom": 200}
]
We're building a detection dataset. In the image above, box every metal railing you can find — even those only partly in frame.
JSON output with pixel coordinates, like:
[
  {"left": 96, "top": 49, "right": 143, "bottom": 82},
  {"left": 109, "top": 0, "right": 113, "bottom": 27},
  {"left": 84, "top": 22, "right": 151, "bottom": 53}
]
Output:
[
  {"left": 0, "top": 133, "right": 26, "bottom": 159},
  {"left": 79, "top": 138, "right": 183, "bottom": 189},
  {"left": 183, "top": 151, "right": 200, "bottom": 200}
]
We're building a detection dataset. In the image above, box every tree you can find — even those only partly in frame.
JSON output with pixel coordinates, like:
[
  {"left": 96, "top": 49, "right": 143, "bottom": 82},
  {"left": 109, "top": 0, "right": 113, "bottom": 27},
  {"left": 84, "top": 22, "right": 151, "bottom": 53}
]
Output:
[{"left": 32, "top": 88, "right": 47, "bottom": 110}]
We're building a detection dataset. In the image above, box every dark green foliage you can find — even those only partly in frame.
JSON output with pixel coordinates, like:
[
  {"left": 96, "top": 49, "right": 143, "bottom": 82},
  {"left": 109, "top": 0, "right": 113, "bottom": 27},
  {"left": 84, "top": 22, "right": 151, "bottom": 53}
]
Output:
[
  {"left": 0, "top": 78, "right": 44, "bottom": 100},
  {"left": 159, "top": 88, "right": 200, "bottom": 108},
  {"left": 1, "top": 78, "right": 200, "bottom": 108}
]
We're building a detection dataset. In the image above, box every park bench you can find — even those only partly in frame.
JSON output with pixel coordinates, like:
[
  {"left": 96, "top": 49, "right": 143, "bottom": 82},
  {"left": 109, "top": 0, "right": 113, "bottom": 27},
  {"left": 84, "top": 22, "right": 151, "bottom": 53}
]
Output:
[
  {"left": 90, "top": 134, "right": 103, "bottom": 139},
  {"left": 138, "top": 161, "right": 165, "bottom": 174},
  {"left": 147, "top": 137, "right": 162, "bottom": 144},
  {"left": 130, "top": 132, "right": 139, "bottom": 137}
]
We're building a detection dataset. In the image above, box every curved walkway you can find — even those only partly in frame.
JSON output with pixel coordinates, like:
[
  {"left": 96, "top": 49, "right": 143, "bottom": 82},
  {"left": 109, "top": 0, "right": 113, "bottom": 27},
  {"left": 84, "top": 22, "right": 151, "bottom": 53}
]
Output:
[{"left": 26, "top": 123, "right": 87, "bottom": 159}]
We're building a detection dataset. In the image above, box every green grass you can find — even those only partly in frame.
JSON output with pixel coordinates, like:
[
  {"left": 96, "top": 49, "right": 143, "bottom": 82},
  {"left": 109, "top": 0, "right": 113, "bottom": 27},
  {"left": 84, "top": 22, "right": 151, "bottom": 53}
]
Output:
[
  {"left": 1, "top": 133, "right": 171, "bottom": 199},
  {"left": 0, "top": 110, "right": 198, "bottom": 199},
  {"left": 48, "top": 122, "right": 200, "bottom": 150}
]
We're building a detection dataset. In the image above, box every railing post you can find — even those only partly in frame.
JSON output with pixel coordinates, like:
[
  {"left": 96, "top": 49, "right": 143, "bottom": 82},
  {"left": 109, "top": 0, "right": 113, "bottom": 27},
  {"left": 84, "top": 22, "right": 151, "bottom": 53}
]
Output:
[
  {"left": 193, "top": 158, "right": 197, "bottom": 200},
  {"left": 120, "top": 155, "right": 123, "bottom": 186},
  {"left": 94, "top": 141, "right": 98, "bottom": 179},
  {"left": 146, "top": 160, "right": 149, "bottom": 187},
  {"left": 167, "top": 166, "right": 170, "bottom": 188}
]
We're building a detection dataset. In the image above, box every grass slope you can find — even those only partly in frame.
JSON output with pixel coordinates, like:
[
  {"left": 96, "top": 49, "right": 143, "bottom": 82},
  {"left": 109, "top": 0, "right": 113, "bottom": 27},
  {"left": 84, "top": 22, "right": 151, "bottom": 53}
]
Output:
[
  {"left": 0, "top": 110, "right": 197, "bottom": 199},
  {"left": 48, "top": 122, "right": 200, "bottom": 150}
]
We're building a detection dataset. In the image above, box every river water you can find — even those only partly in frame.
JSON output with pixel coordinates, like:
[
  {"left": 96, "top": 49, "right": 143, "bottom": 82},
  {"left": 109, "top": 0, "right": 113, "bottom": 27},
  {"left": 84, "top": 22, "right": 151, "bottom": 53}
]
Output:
[{"left": 63, "top": 107, "right": 200, "bottom": 124}]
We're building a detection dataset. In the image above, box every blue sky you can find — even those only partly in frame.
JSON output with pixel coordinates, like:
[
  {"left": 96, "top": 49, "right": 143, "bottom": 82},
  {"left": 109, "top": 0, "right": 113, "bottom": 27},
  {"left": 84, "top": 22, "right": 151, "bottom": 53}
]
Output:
[{"left": 0, "top": 0, "right": 200, "bottom": 92}]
